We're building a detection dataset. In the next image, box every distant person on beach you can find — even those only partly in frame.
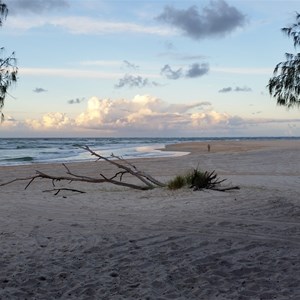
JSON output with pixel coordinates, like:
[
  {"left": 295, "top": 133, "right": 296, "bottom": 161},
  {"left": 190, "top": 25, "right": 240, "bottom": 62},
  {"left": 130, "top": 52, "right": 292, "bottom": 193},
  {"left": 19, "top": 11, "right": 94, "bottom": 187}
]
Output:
[{"left": 207, "top": 144, "right": 211, "bottom": 152}]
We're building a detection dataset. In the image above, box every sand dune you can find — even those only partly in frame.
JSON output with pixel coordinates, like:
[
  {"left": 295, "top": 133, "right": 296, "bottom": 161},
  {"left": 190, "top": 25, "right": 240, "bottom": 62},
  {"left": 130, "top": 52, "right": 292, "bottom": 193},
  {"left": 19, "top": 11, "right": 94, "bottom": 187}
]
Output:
[{"left": 0, "top": 140, "right": 299, "bottom": 299}]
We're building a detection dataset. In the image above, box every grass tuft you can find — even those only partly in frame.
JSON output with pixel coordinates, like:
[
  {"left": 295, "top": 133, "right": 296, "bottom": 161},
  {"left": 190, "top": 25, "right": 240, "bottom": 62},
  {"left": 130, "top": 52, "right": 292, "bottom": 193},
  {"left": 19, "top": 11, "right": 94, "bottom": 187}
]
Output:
[{"left": 167, "top": 175, "right": 186, "bottom": 190}]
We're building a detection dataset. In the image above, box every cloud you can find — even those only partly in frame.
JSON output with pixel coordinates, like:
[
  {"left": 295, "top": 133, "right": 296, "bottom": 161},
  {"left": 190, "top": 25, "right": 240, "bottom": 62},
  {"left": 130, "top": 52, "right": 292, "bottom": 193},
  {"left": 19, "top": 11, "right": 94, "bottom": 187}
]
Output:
[
  {"left": 218, "top": 87, "right": 232, "bottom": 93},
  {"left": 67, "top": 97, "right": 85, "bottom": 104},
  {"left": 8, "top": 0, "right": 69, "bottom": 14},
  {"left": 25, "top": 112, "right": 73, "bottom": 130},
  {"left": 21, "top": 67, "right": 123, "bottom": 79},
  {"left": 156, "top": 0, "right": 246, "bottom": 40},
  {"left": 55, "top": 16, "right": 173, "bottom": 35},
  {"left": 185, "top": 63, "right": 209, "bottom": 78},
  {"left": 234, "top": 86, "right": 252, "bottom": 92},
  {"left": 33, "top": 87, "right": 47, "bottom": 93},
  {"left": 75, "top": 95, "right": 212, "bottom": 131},
  {"left": 218, "top": 86, "right": 252, "bottom": 93},
  {"left": 6, "top": 15, "right": 174, "bottom": 36},
  {"left": 161, "top": 63, "right": 209, "bottom": 79},
  {"left": 161, "top": 64, "right": 182, "bottom": 80},
  {"left": 115, "top": 74, "right": 160, "bottom": 88},
  {"left": 123, "top": 60, "right": 139, "bottom": 70},
  {"left": 6, "top": 95, "right": 300, "bottom": 136}
]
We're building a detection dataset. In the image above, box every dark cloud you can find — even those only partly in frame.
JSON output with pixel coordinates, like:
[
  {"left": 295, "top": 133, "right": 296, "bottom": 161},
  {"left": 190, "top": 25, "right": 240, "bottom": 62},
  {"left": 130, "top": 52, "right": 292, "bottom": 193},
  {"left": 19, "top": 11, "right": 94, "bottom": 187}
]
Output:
[
  {"left": 218, "top": 87, "right": 232, "bottom": 93},
  {"left": 123, "top": 60, "right": 139, "bottom": 70},
  {"left": 7, "top": 0, "right": 69, "bottom": 14},
  {"left": 115, "top": 74, "right": 159, "bottom": 88},
  {"left": 156, "top": 0, "right": 246, "bottom": 40},
  {"left": 160, "top": 64, "right": 182, "bottom": 80},
  {"left": 161, "top": 63, "right": 209, "bottom": 79},
  {"left": 68, "top": 97, "right": 85, "bottom": 104},
  {"left": 219, "top": 86, "right": 252, "bottom": 93},
  {"left": 185, "top": 63, "right": 209, "bottom": 78},
  {"left": 33, "top": 87, "right": 47, "bottom": 93}
]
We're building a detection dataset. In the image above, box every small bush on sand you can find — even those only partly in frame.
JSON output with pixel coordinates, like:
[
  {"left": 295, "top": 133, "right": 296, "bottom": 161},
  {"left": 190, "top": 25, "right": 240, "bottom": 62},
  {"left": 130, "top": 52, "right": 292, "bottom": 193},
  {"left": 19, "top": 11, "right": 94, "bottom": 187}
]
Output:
[
  {"left": 167, "top": 168, "right": 238, "bottom": 191},
  {"left": 167, "top": 175, "right": 186, "bottom": 190}
]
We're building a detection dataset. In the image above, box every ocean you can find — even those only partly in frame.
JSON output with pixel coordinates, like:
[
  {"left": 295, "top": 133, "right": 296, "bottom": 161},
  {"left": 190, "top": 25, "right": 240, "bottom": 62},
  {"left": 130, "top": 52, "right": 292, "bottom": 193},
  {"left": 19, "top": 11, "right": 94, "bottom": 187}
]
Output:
[{"left": 0, "top": 137, "right": 299, "bottom": 166}]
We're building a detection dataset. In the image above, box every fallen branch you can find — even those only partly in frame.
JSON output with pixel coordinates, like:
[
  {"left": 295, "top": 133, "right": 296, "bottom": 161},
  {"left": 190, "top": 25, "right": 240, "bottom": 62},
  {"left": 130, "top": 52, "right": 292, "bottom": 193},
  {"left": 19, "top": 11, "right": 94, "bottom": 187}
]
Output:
[
  {"left": 1, "top": 146, "right": 239, "bottom": 195},
  {"left": 0, "top": 146, "right": 166, "bottom": 193}
]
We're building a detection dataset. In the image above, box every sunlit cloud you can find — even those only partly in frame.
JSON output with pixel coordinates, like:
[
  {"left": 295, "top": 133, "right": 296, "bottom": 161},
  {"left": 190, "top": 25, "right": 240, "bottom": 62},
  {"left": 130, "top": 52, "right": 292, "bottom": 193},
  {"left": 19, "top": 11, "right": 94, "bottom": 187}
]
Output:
[
  {"left": 1, "top": 115, "right": 20, "bottom": 128},
  {"left": 26, "top": 112, "right": 74, "bottom": 130},
  {"left": 5, "top": 95, "right": 300, "bottom": 136}
]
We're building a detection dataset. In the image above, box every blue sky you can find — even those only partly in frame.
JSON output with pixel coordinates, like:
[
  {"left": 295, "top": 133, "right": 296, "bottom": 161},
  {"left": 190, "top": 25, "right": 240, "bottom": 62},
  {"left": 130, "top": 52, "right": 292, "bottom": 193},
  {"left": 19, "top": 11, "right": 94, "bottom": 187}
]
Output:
[{"left": 1, "top": 0, "right": 300, "bottom": 137}]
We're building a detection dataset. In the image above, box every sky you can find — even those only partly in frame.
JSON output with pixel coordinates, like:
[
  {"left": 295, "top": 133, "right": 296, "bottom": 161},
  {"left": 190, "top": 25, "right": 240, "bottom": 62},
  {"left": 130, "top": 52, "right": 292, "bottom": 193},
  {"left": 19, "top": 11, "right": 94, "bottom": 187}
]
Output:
[{"left": 1, "top": 0, "right": 300, "bottom": 137}]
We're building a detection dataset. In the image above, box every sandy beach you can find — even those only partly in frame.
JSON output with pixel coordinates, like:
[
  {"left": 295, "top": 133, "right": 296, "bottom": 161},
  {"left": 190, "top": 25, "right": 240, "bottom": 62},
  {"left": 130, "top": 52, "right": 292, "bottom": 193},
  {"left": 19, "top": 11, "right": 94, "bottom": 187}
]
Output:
[{"left": 0, "top": 140, "right": 299, "bottom": 300}]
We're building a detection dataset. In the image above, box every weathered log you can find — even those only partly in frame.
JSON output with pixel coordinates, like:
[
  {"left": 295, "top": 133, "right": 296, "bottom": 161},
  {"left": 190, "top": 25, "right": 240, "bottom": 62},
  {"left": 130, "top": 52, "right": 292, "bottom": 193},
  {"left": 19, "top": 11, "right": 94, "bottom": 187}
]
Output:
[{"left": 0, "top": 146, "right": 166, "bottom": 193}]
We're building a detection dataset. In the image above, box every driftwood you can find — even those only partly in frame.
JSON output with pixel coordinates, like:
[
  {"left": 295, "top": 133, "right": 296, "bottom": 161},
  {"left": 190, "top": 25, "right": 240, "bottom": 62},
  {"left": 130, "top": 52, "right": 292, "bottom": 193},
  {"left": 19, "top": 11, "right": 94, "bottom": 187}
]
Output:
[
  {"left": 0, "top": 146, "right": 166, "bottom": 193},
  {"left": 1, "top": 146, "right": 239, "bottom": 194}
]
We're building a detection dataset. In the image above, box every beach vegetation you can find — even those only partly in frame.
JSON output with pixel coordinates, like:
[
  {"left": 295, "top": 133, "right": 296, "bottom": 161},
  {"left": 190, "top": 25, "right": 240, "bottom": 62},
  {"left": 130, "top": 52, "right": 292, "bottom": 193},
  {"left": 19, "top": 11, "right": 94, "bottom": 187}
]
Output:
[
  {"left": 168, "top": 168, "right": 239, "bottom": 192},
  {"left": 167, "top": 175, "right": 186, "bottom": 190},
  {"left": 0, "top": 146, "right": 239, "bottom": 194},
  {"left": 268, "top": 12, "right": 300, "bottom": 108},
  {"left": 0, "top": 1, "right": 18, "bottom": 121}
]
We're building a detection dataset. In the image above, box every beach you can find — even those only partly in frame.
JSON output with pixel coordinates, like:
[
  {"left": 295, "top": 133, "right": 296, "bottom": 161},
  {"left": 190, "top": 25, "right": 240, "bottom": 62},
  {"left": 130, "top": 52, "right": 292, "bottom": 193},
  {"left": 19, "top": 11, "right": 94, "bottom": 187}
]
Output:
[{"left": 0, "top": 140, "right": 299, "bottom": 299}]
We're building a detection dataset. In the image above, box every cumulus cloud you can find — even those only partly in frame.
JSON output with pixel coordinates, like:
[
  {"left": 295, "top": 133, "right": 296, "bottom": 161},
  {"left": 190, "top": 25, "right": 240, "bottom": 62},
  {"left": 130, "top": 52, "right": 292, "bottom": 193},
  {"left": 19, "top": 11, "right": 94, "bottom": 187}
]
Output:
[
  {"left": 161, "top": 63, "right": 209, "bottom": 79},
  {"left": 33, "top": 87, "right": 47, "bottom": 93},
  {"left": 75, "top": 95, "right": 212, "bottom": 132},
  {"left": 1, "top": 115, "right": 19, "bottom": 128},
  {"left": 67, "top": 97, "right": 85, "bottom": 104},
  {"left": 8, "top": 0, "right": 69, "bottom": 14},
  {"left": 218, "top": 86, "right": 252, "bottom": 93},
  {"left": 26, "top": 112, "right": 73, "bottom": 130},
  {"left": 6, "top": 95, "right": 300, "bottom": 136},
  {"left": 115, "top": 74, "right": 160, "bottom": 88},
  {"left": 156, "top": 0, "right": 246, "bottom": 40}
]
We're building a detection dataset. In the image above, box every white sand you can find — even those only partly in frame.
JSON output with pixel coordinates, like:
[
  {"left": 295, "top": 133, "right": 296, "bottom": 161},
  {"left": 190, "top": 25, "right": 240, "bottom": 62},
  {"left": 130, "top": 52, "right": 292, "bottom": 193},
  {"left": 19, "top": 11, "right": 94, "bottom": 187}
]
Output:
[{"left": 0, "top": 140, "right": 299, "bottom": 299}]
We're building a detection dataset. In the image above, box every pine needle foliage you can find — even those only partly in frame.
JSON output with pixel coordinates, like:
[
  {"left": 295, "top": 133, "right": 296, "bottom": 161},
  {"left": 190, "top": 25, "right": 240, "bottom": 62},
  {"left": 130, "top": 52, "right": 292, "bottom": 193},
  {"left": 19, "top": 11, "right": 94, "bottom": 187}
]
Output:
[
  {"left": 0, "top": 1, "right": 18, "bottom": 121},
  {"left": 268, "top": 12, "right": 300, "bottom": 108}
]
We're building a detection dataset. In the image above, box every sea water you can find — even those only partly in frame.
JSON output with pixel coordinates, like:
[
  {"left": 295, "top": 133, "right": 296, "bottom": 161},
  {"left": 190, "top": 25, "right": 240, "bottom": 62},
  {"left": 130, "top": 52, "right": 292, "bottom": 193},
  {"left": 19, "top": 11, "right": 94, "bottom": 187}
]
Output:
[{"left": 0, "top": 137, "right": 299, "bottom": 166}]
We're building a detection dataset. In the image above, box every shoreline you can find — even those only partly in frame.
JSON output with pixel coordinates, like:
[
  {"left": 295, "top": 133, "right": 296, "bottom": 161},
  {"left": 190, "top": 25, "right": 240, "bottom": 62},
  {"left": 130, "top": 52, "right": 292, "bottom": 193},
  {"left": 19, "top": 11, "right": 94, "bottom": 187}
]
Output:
[
  {"left": 1, "top": 138, "right": 300, "bottom": 169},
  {"left": 1, "top": 136, "right": 300, "bottom": 167},
  {"left": 1, "top": 139, "right": 300, "bottom": 299}
]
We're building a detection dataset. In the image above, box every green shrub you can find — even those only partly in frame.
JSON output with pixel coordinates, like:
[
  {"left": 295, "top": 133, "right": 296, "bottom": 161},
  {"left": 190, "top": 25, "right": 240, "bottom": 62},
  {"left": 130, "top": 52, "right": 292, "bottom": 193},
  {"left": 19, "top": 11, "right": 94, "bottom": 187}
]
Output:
[
  {"left": 168, "top": 168, "right": 225, "bottom": 190},
  {"left": 167, "top": 175, "right": 186, "bottom": 190}
]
